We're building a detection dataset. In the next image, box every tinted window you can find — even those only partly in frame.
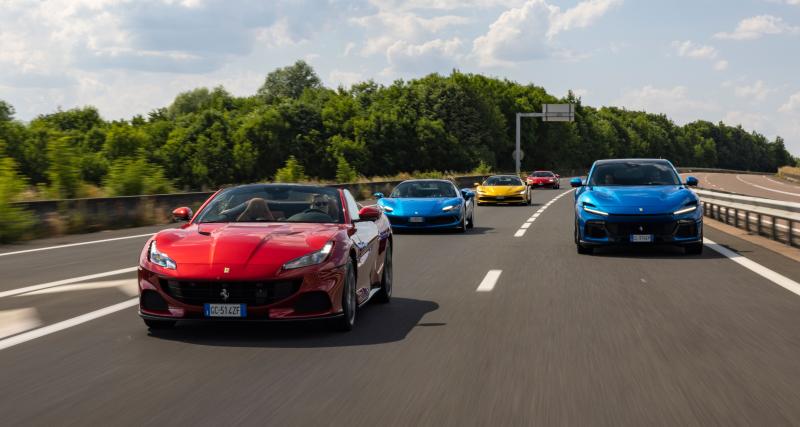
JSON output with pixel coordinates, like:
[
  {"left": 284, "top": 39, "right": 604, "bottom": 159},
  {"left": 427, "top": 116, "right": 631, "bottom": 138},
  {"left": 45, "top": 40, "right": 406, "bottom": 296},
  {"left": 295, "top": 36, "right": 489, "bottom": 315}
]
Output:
[
  {"left": 195, "top": 185, "right": 344, "bottom": 224},
  {"left": 484, "top": 176, "right": 523, "bottom": 186},
  {"left": 588, "top": 162, "right": 680, "bottom": 186},
  {"left": 533, "top": 172, "right": 554, "bottom": 177},
  {"left": 390, "top": 181, "right": 457, "bottom": 198}
]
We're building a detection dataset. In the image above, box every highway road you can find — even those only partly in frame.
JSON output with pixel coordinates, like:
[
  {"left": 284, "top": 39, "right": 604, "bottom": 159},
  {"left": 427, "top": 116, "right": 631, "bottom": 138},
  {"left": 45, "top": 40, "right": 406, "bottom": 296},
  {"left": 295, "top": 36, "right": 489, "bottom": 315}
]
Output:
[
  {"left": 1, "top": 181, "right": 799, "bottom": 425},
  {"left": 689, "top": 172, "right": 800, "bottom": 202}
]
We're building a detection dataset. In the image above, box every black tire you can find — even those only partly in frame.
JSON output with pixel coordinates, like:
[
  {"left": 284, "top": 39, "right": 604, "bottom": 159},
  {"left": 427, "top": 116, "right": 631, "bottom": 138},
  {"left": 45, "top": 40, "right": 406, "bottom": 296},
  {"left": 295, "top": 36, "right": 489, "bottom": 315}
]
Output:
[
  {"left": 456, "top": 215, "right": 467, "bottom": 233},
  {"left": 684, "top": 242, "right": 703, "bottom": 255},
  {"left": 144, "top": 319, "right": 176, "bottom": 330},
  {"left": 334, "top": 260, "right": 357, "bottom": 332},
  {"left": 375, "top": 243, "right": 392, "bottom": 304}
]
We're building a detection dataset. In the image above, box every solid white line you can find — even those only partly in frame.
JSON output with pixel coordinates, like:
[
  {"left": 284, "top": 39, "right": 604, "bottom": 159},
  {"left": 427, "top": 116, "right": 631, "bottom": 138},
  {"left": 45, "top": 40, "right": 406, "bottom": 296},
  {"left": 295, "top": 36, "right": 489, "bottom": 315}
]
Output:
[
  {"left": 0, "top": 267, "right": 138, "bottom": 299},
  {"left": 521, "top": 222, "right": 532, "bottom": 229},
  {"left": 0, "top": 299, "right": 138, "bottom": 351},
  {"left": 17, "top": 279, "right": 139, "bottom": 298},
  {"left": 533, "top": 213, "right": 541, "bottom": 218},
  {"left": 476, "top": 270, "right": 502, "bottom": 292},
  {"left": 514, "top": 229, "right": 526, "bottom": 237},
  {"left": 704, "top": 238, "right": 800, "bottom": 297},
  {"left": 0, "top": 308, "right": 42, "bottom": 340},
  {"left": 0, "top": 233, "right": 154, "bottom": 257},
  {"left": 736, "top": 175, "right": 800, "bottom": 198}
]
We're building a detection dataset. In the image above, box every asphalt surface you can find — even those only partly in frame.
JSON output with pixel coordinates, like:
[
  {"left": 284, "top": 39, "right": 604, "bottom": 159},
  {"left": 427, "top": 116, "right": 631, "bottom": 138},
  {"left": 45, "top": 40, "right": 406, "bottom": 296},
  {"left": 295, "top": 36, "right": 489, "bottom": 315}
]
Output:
[
  {"left": 688, "top": 172, "right": 800, "bottom": 202},
  {"left": 1, "top": 181, "right": 799, "bottom": 426}
]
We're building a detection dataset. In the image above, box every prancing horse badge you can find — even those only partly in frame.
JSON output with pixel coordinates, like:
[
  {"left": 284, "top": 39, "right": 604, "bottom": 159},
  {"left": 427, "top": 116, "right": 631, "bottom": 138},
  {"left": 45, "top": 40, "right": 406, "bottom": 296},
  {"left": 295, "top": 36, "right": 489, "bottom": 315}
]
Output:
[{"left": 224, "top": 267, "right": 230, "bottom": 274}]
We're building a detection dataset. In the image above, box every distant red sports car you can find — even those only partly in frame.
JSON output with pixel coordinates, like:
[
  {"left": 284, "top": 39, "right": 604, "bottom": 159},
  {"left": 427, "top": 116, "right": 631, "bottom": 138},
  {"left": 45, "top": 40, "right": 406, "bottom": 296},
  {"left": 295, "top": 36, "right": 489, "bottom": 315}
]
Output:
[
  {"left": 526, "top": 171, "right": 560, "bottom": 189},
  {"left": 138, "top": 184, "right": 393, "bottom": 331}
]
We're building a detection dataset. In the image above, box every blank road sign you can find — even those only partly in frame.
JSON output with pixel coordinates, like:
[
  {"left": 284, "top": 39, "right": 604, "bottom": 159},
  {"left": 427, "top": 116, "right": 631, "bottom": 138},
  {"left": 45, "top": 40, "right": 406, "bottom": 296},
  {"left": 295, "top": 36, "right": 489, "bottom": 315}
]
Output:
[{"left": 542, "top": 104, "right": 574, "bottom": 122}]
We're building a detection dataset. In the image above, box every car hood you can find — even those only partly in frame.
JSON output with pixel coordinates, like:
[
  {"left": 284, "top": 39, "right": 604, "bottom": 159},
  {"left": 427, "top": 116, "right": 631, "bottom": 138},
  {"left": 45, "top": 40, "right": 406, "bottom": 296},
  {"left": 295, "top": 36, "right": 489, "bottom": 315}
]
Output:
[
  {"left": 379, "top": 197, "right": 461, "bottom": 216},
  {"left": 151, "top": 222, "right": 342, "bottom": 277},
  {"left": 476, "top": 186, "right": 526, "bottom": 196},
  {"left": 580, "top": 185, "right": 696, "bottom": 214}
]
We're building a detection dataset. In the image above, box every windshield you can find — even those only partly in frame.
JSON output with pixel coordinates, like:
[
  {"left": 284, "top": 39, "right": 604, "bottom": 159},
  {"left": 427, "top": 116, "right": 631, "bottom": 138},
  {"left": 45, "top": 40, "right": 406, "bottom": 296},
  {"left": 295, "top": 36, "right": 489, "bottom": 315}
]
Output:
[
  {"left": 195, "top": 185, "right": 343, "bottom": 224},
  {"left": 390, "top": 181, "right": 457, "bottom": 198},
  {"left": 532, "top": 172, "right": 554, "bottom": 177},
  {"left": 588, "top": 162, "right": 680, "bottom": 186},
  {"left": 484, "top": 176, "right": 523, "bottom": 186}
]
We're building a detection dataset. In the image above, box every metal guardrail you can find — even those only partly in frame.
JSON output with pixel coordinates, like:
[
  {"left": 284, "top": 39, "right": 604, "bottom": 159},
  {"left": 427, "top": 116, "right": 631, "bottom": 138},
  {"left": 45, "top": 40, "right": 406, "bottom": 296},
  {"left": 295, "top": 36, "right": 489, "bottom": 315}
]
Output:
[{"left": 698, "top": 190, "right": 800, "bottom": 248}]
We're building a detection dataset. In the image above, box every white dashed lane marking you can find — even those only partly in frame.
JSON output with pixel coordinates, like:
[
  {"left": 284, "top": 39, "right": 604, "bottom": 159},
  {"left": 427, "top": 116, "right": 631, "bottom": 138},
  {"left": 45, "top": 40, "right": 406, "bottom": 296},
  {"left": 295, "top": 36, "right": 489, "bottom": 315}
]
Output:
[{"left": 513, "top": 189, "right": 574, "bottom": 237}]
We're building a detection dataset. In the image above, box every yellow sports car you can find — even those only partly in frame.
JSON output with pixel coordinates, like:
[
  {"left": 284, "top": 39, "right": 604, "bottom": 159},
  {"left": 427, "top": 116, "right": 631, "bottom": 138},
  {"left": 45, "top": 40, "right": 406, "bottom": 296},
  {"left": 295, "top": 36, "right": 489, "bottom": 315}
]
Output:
[{"left": 474, "top": 175, "right": 530, "bottom": 205}]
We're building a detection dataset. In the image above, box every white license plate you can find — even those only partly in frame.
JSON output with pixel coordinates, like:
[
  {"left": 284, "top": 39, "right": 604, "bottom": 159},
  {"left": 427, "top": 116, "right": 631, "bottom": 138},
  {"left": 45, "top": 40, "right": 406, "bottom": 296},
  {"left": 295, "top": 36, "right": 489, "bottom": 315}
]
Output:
[
  {"left": 630, "top": 234, "right": 653, "bottom": 243},
  {"left": 204, "top": 303, "right": 247, "bottom": 317},
  {"left": 409, "top": 217, "right": 425, "bottom": 223}
]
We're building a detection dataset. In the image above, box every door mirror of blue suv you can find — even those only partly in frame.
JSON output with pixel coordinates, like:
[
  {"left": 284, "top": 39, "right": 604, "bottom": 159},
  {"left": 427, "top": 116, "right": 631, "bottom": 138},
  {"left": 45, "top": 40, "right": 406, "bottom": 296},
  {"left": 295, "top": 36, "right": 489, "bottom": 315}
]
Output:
[
  {"left": 373, "top": 192, "right": 384, "bottom": 199},
  {"left": 570, "top": 178, "right": 583, "bottom": 188},
  {"left": 685, "top": 176, "right": 698, "bottom": 187}
]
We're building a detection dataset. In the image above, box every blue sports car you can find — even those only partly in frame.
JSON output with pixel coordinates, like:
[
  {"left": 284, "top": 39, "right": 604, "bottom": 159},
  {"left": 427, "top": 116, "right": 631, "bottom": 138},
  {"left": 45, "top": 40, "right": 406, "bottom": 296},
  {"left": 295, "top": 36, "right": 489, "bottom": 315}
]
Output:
[
  {"left": 572, "top": 159, "right": 703, "bottom": 255},
  {"left": 375, "top": 179, "right": 475, "bottom": 232}
]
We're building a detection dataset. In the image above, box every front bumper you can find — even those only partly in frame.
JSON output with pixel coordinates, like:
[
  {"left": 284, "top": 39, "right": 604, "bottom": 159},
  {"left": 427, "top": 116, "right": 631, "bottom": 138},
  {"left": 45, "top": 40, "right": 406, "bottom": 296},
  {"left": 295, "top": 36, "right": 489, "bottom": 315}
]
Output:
[
  {"left": 578, "top": 213, "right": 703, "bottom": 246},
  {"left": 137, "top": 262, "right": 347, "bottom": 321},
  {"left": 476, "top": 194, "right": 526, "bottom": 203},
  {"left": 385, "top": 212, "right": 462, "bottom": 229}
]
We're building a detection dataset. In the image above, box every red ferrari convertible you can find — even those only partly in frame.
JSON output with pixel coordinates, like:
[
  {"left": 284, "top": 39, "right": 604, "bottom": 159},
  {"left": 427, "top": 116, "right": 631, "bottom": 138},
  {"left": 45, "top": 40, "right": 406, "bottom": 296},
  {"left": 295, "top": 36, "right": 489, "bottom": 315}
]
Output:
[
  {"left": 525, "top": 171, "right": 561, "bottom": 189},
  {"left": 138, "top": 184, "right": 393, "bottom": 331}
]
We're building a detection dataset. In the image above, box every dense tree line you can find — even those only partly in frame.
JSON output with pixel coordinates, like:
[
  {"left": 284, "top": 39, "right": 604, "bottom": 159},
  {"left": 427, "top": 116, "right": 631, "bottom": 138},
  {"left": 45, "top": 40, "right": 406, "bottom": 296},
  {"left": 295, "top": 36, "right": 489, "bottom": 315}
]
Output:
[{"left": 0, "top": 60, "right": 796, "bottom": 203}]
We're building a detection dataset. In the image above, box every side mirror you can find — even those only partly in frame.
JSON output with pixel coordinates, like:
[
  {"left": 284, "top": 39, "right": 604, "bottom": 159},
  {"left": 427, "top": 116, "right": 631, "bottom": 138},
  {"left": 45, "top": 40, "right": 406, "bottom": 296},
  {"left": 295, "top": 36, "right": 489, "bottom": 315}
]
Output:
[
  {"left": 685, "top": 176, "right": 698, "bottom": 187},
  {"left": 357, "top": 206, "right": 381, "bottom": 222},
  {"left": 172, "top": 207, "right": 193, "bottom": 222},
  {"left": 555, "top": 174, "right": 561, "bottom": 179},
  {"left": 570, "top": 178, "right": 583, "bottom": 188},
  {"left": 373, "top": 192, "right": 384, "bottom": 199},
  {"left": 473, "top": 182, "right": 481, "bottom": 187},
  {"left": 460, "top": 188, "right": 474, "bottom": 199}
]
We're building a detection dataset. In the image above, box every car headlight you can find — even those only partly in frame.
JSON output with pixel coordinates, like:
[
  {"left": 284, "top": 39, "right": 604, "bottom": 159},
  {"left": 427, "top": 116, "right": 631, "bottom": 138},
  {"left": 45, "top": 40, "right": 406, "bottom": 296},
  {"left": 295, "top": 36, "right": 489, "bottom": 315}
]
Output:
[
  {"left": 149, "top": 241, "right": 176, "bottom": 270},
  {"left": 582, "top": 204, "right": 609, "bottom": 216},
  {"left": 673, "top": 205, "right": 697, "bottom": 215},
  {"left": 442, "top": 204, "right": 460, "bottom": 211},
  {"left": 282, "top": 241, "right": 334, "bottom": 270},
  {"left": 381, "top": 205, "right": 394, "bottom": 212},
  {"left": 518, "top": 189, "right": 527, "bottom": 194}
]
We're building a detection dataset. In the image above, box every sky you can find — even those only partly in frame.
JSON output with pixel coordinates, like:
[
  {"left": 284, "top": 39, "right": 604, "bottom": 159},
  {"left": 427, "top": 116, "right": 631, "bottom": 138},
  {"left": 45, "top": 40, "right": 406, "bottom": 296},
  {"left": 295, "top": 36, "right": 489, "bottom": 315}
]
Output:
[{"left": 1, "top": 0, "right": 799, "bottom": 155}]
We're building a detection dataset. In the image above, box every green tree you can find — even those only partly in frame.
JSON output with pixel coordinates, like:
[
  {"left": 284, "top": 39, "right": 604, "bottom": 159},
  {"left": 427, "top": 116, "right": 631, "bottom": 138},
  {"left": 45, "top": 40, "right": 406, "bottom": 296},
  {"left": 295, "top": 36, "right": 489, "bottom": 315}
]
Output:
[
  {"left": 257, "top": 60, "right": 322, "bottom": 103},
  {"left": 335, "top": 155, "right": 358, "bottom": 183},
  {"left": 274, "top": 156, "right": 308, "bottom": 182},
  {"left": 104, "top": 157, "right": 174, "bottom": 196},
  {"left": 46, "top": 136, "right": 82, "bottom": 198},
  {"left": 0, "top": 157, "right": 34, "bottom": 242}
]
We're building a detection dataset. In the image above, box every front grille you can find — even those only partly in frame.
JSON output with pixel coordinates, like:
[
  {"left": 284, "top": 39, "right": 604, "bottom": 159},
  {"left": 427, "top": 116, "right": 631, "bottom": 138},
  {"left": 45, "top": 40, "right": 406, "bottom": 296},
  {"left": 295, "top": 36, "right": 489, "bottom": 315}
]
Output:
[
  {"left": 481, "top": 196, "right": 523, "bottom": 202},
  {"left": 388, "top": 216, "right": 407, "bottom": 225},
  {"left": 605, "top": 221, "right": 677, "bottom": 237},
  {"left": 388, "top": 215, "right": 457, "bottom": 225},
  {"left": 161, "top": 279, "right": 301, "bottom": 306}
]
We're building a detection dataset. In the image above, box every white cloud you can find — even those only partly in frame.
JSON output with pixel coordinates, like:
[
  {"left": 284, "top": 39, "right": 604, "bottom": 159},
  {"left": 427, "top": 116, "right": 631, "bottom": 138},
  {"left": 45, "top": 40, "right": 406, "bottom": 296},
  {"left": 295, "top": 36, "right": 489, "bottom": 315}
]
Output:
[
  {"left": 367, "top": 0, "right": 524, "bottom": 11},
  {"left": 779, "top": 91, "right": 800, "bottom": 113},
  {"left": 614, "top": 85, "right": 717, "bottom": 123},
  {"left": 672, "top": 40, "right": 717, "bottom": 59},
  {"left": 328, "top": 70, "right": 364, "bottom": 88},
  {"left": 714, "top": 15, "right": 800, "bottom": 40},
  {"left": 730, "top": 80, "right": 771, "bottom": 101},
  {"left": 723, "top": 111, "right": 768, "bottom": 130},
  {"left": 351, "top": 11, "right": 470, "bottom": 56},
  {"left": 671, "top": 40, "right": 727, "bottom": 71},
  {"left": 472, "top": 0, "right": 621, "bottom": 66},
  {"left": 385, "top": 38, "right": 463, "bottom": 73}
]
